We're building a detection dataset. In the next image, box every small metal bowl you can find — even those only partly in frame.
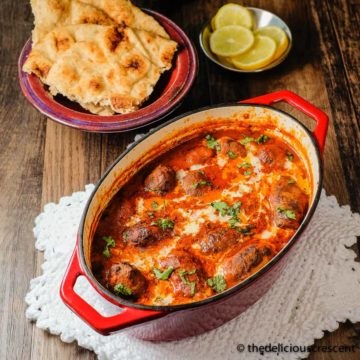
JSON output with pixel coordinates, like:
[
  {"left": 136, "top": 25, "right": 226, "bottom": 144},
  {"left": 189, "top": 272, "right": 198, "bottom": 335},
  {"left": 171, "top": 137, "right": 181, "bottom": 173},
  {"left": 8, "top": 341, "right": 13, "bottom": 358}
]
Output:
[{"left": 199, "top": 7, "right": 292, "bottom": 73}]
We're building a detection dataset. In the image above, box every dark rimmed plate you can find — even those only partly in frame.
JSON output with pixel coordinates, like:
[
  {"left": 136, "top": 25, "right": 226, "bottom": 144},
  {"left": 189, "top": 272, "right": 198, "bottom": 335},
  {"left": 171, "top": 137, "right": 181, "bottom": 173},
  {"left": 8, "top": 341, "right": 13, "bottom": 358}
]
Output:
[{"left": 18, "top": 9, "right": 198, "bottom": 133}]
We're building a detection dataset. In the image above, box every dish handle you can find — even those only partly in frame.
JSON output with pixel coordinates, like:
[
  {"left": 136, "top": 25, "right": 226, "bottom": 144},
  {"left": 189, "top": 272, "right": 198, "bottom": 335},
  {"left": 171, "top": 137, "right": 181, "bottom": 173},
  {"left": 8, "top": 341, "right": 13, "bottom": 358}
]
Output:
[
  {"left": 60, "top": 247, "right": 164, "bottom": 335},
  {"left": 241, "top": 90, "right": 329, "bottom": 154}
]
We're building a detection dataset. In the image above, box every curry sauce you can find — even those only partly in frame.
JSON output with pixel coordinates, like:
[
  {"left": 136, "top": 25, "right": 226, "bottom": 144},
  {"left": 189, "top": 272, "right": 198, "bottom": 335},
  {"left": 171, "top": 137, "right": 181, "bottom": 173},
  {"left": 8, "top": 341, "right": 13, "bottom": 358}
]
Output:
[{"left": 91, "top": 125, "right": 311, "bottom": 305}]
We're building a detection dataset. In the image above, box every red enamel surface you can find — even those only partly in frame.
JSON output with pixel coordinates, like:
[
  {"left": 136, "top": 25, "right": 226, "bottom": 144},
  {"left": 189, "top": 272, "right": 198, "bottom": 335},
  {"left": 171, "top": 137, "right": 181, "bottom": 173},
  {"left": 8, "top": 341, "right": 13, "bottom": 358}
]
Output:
[
  {"left": 241, "top": 90, "right": 329, "bottom": 154},
  {"left": 60, "top": 246, "right": 164, "bottom": 335}
]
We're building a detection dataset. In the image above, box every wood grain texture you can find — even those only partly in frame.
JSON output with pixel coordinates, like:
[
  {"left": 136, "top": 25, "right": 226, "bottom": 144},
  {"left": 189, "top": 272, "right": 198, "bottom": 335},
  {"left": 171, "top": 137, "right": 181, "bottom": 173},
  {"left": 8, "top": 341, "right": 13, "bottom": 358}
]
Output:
[{"left": 0, "top": 0, "right": 359, "bottom": 359}]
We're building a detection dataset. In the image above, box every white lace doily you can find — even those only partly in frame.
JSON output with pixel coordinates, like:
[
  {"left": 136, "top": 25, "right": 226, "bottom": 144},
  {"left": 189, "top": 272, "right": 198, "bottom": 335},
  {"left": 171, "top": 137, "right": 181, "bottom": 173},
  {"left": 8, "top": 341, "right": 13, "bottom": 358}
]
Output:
[{"left": 26, "top": 184, "right": 360, "bottom": 360}]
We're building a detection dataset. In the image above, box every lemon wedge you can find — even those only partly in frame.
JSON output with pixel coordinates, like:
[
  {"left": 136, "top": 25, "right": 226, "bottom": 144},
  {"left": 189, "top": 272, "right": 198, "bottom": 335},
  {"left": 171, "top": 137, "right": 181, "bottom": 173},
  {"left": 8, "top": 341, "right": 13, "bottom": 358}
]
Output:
[
  {"left": 231, "top": 35, "right": 276, "bottom": 70},
  {"left": 210, "top": 25, "right": 254, "bottom": 57},
  {"left": 254, "top": 26, "right": 289, "bottom": 59},
  {"left": 213, "top": 3, "right": 253, "bottom": 30}
]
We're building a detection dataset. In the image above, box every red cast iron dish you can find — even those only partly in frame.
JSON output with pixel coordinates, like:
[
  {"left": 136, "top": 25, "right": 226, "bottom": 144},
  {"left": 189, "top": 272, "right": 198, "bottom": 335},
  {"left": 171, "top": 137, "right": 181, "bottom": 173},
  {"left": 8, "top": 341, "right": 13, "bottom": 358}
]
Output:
[
  {"left": 18, "top": 9, "right": 198, "bottom": 133},
  {"left": 60, "top": 90, "right": 329, "bottom": 340}
]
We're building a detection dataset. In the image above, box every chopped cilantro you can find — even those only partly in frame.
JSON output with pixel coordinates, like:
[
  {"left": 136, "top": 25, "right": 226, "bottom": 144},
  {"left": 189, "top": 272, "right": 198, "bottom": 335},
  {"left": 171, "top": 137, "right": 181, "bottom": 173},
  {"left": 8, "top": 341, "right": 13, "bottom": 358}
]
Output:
[
  {"left": 154, "top": 218, "right": 174, "bottom": 230},
  {"left": 192, "top": 180, "right": 211, "bottom": 189},
  {"left": 205, "top": 134, "right": 220, "bottom": 152},
  {"left": 239, "top": 134, "right": 270, "bottom": 145},
  {"left": 212, "top": 201, "right": 241, "bottom": 227},
  {"left": 256, "top": 134, "right": 269, "bottom": 143},
  {"left": 114, "top": 283, "right": 132, "bottom": 296},
  {"left": 151, "top": 201, "right": 159, "bottom": 210},
  {"left": 229, "top": 201, "right": 242, "bottom": 217},
  {"left": 277, "top": 207, "right": 296, "bottom": 220},
  {"left": 238, "top": 162, "right": 251, "bottom": 168},
  {"left": 236, "top": 225, "right": 254, "bottom": 235},
  {"left": 102, "top": 236, "right": 115, "bottom": 258},
  {"left": 228, "top": 217, "right": 240, "bottom": 228},
  {"left": 244, "top": 169, "right": 252, "bottom": 176},
  {"left": 227, "top": 150, "right": 238, "bottom": 159},
  {"left": 148, "top": 212, "right": 154, "bottom": 218},
  {"left": 287, "top": 152, "right": 294, "bottom": 161},
  {"left": 153, "top": 266, "right": 174, "bottom": 280},
  {"left": 207, "top": 275, "right": 227, "bottom": 293},
  {"left": 288, "top": 178, "right": 296, "bottom": 184},
  {"left": 239, "top": 136, "right": 255, "bottom": 145},
  {"left": 179, "top": 269, "right": 197, "bottom": 296},
  {"left": 211, "top": 201, "right": 230, "bottom": 216}
]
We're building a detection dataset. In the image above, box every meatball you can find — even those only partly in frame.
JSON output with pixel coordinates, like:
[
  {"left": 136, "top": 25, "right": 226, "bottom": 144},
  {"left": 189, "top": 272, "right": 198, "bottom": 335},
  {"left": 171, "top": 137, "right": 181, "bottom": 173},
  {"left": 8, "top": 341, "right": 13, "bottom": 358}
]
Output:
[
  {"left": 269, "top": 176, "right": 308, "bottom": 229},
  {"left": 186, "top": 146, "right": 214, "bottom": 166},
  {"left": 105, "top": 262, "right": 147, "bottom": 298},
  {"left": 96, "top": 198, "right": 134, "bottom": 238},
  {"left": 218, "top": 246, "right": 272, "bottom": 283},
  {"left": 122, "top": 224, "right": 161, "bottom": 247},
  {"left": 144, "top": 164, "right": 176, "bottom": 194},
  {"left": 181, "top": 171, "right": 210, "bottom": 196},
  {"left": 218, "top": 137, "right": 247, "bottom": 158},
  {"left": 159, "top": 251, "right": 204, "bottom": 298},
  {"left": 257, "top": 145, "right": 285, "bottom": 169},
  {"left": 199, "top": 228, "right": 239, "bottom": 254}
]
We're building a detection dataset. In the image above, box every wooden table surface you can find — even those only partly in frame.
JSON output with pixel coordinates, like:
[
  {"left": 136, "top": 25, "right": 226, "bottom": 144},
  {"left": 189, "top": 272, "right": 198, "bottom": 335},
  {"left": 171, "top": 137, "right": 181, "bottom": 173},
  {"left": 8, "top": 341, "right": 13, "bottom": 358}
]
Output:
[{"left": 1, "top": 0, "right": 359, "bottom": 359}]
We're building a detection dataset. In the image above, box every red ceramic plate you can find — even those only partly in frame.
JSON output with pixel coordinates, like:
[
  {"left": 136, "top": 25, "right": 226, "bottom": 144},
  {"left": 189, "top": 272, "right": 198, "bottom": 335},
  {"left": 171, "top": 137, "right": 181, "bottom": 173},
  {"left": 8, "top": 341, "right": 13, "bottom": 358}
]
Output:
[{"left": 18, "top": 9, "right": 198, "bottom": 132}]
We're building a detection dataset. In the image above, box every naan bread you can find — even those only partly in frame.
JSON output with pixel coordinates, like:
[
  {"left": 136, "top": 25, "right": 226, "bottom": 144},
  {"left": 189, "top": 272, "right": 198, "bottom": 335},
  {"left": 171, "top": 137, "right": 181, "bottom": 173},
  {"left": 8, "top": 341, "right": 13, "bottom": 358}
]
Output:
[
  {"left": 23, "top": 25, "right": 176, "bottom": 113},
  {"left": 31, "top": 0, "right": 169, "bottom": 43}
]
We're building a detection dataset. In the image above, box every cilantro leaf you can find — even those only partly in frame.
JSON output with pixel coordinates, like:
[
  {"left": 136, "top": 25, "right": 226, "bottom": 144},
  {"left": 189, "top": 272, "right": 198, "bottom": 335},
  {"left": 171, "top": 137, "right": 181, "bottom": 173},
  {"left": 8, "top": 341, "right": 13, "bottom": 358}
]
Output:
[
  {"left": 287, "top": 152, "right": 294, "bottom": 161},
  {"left": 153, "top": 266, "right": 174, "bottom": 280},
  {"left": 151, "top": 201, "right": 159, "bottom": 210},
  {"left": 228, "top": 201, "right": 242, "bottom": 217},
  {"left": 227, "top": 150, "right": 237, "bottom": 159},
  {"left": 192, "top": 180, "right": 211, "bottom": 189},
  {"left": 205, "top": 134, "right": 220, "bottom": 152},
  {"left": 179, "top": 269, "right": 197, "bottom": 296},
  {"left": 228, "top": 217, "right": 240, "bottom": 228},
  {"left": 239, "top": 134, "right": 270, "bottom": 145},
  {"left": 114, "top": 283, "right": 132, "bottom": 296},
  {"left": 155, "top": 218, "right": 174, "bottom": 230},
  {"left": 288, "top": 178, "right": 296, "bottom": 184},
  {"left": 236, "top": 225, "right": 254, "bottom": 235},
  {"left": 244, "top": 169, "right": 252, "bottom": 176},
  {"left": 256, "top": 134, "right": 269, "bottom": 143},
  {"left": 239, "top": 136, "right": 255, "bottom": 145},
  {"left": 102, "top": 236, "right": 115, "bottom": 258},
  {"left": 238, "top": 162, "right": 251, "bottom": 169},
  {"left": 277, "top": 207, "right": 296, "bottom": 220},
  {"left": 211, "top": 201, "right": 230, "bottom": 216},
  {"left": 212, "top": 201, "right": 242, "bottom": 227},
  {"left": 207, "top": 275, "right": 227, "bottom": 293}
]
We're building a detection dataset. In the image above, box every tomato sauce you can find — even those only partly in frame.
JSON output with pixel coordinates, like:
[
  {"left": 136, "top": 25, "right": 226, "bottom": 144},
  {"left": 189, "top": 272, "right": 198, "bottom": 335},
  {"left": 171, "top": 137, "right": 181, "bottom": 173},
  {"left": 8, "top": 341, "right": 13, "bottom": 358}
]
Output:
[{"left": 91, "top": 125, "right": 311, "bottom": 305}]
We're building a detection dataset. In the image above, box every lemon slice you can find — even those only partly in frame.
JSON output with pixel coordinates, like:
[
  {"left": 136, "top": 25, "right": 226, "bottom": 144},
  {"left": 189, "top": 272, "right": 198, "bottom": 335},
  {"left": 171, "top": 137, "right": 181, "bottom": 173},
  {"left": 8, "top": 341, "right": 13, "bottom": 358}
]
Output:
[
  {"left": 211, "top": 16, "right": 217, "bottom": 31},
  {"left": 217, "top": 56, "right": 234, "bottom": 67},
  {"left": 210, "top": 25, "right": 254, "bottom": 57},
  {"left": 213, "top": 3, "right": 253, "bottom": 29},
  {"left": 255, "top": 26, "right": 289, "bottom": 59},
  {"left": 231, "top": 35, "right": 276, "bottom": 70}
]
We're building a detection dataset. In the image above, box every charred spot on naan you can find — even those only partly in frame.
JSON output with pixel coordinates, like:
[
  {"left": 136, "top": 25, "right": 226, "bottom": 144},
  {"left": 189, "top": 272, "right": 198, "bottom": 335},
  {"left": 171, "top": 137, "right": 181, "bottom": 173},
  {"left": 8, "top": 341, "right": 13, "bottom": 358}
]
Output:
[
  {"left": 53, "top": 32, "right": 75, "bottom": 52},
  {"left": 122, "top": 54, "right": 148, "bottom": 76},
  {"left": 26, "top": 57, "right": 52, "bottom": 80},
  {"left": 105, "top": 27, "right": 126, "bottom": 52}
]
